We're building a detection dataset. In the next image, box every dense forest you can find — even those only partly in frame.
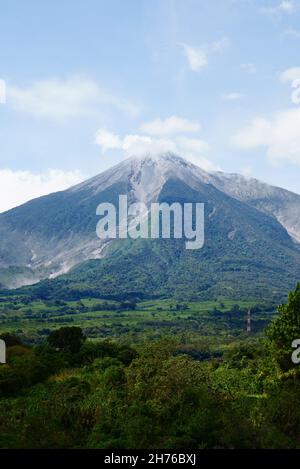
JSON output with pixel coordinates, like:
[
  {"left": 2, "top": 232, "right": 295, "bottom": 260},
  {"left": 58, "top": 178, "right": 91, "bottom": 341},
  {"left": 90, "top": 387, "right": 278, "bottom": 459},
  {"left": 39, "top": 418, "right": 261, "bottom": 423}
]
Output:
[{"left": 0, "top": 285, "right": 300, "bottom": 449}]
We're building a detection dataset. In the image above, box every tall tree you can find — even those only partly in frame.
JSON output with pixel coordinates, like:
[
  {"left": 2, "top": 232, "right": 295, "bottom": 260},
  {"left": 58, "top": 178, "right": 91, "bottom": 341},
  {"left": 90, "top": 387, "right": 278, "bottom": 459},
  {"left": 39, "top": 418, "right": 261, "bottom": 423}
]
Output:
[{"left": 267, "top": 283, "right": 300, "bottom": 373}]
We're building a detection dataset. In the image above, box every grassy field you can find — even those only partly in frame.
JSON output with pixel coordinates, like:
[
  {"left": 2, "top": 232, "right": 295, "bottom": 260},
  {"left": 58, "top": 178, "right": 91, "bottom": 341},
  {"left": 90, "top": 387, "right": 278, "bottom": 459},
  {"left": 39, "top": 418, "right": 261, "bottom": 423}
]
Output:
[{"left": 0, "top": 294, "right": 277, "bottom": 350}]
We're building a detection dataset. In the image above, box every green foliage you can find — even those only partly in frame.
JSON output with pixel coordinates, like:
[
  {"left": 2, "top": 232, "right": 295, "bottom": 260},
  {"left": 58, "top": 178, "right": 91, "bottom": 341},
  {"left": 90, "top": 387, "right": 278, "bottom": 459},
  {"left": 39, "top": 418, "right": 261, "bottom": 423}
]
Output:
[
  {"left": 47, "top": 326, "right": 86, "bottom": 354},
  {"left": 79, "top": 340, "right": 137, "bottom": 366},
  {"left": 0, "top": 332, "right": 22, "bottom": 347},
  {"left": 0, "top": 324, "right": 299, "bottom": 449},
  {"left": 0, "top": 342, "right": 66, "bottom": 397},
  {"left": 266, "top": 283, "right": 300, "bottom": 372},
  {"left": 1, "top": 286, "right": 300, "bottom": 449}
]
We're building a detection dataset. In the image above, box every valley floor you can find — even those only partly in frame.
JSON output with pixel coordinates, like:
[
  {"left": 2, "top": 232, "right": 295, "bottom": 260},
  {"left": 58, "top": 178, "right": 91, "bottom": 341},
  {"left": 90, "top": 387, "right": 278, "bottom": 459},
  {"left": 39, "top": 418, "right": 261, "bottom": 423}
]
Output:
[{"left": 0, "top": 295, "right": 277, "bottom": 351}]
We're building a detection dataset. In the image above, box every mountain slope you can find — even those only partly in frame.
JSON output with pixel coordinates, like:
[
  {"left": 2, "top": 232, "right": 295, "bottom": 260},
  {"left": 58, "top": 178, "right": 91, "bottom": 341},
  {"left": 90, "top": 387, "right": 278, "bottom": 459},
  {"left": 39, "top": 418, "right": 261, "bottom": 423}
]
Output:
[
  {"left": 209, "top": 172, "right": 300, "bottom": 243},
  {"left": 1, "top": 153, "right": 300, "bottom": 300},
  {"left": 45, "top": 176, "right": 300, "bottom": 301}
]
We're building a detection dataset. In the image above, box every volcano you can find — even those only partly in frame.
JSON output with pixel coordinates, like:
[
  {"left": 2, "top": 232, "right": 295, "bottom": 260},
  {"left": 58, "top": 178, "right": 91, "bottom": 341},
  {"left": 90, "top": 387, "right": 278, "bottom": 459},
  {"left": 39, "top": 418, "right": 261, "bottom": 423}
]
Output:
[{"left": 1, "top": 153, "right": 300, "bottom": 300}]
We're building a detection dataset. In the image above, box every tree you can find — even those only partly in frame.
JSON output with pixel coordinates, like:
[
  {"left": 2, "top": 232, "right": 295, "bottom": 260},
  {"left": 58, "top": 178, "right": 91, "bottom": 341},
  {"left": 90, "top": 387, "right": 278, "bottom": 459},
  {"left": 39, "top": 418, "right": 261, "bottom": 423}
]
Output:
[
  {"left": 266, "top": 283, "right": 300, "bottom": 373},
  {"left": 0, "top": 333, "right": 22, "bottom": 347},
  {"left": 47, "top": 327, "right": 86, "bottom": 354}
]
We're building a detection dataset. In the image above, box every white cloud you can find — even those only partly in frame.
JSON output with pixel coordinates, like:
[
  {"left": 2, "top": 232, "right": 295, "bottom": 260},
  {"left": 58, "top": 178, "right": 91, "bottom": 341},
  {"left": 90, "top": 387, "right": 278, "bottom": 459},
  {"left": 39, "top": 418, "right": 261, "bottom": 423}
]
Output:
[
  {"left": 95, "top": 130, "right": 177, "bottom": 157},
  {"left": 262, "top": 0, "right": 295, "bottom": 14},
  {"left": 222, "top": 92, "right": 243, "bottom": 101},
  {"left": 240, "top": 63, "right": 257, "bottom": 74},
  {"left": 95, "top": 129, "right": 123, "bottom": 151},
  {"left": 280, "top": 67, "right": 300, "bottom": 103},
  {"left": 95, "top": 127, "right": 216, "bottom": 171},
  {"left": 279, "top": 0, "right": 295, "bottom": 12},
  {"left": 175, "top": 136, "right": 214, "bottom": 170},
  {"left": 0, "top": 169, "right": 84, "bottom": 212},
  {"left": 0, "top": 79, "right": 6, "bottom": 104},
  {"left": 179, "top": 43, "right": 208, "bottom": 71},
  {"left": 140, "top": 116, "right": 201, "bottom": 136},
  {"left": 211, "top": 37, "right": 231, "bottom": 52},
  {"left": 280, "top": 67, "right": 300, "bottom": 82},
  {"left": 123, "top": 134, "right": 178, "bottom": 156},
  {"left": 179, "top": 37, "right": 230, "bottom": 72},
  {"left": 176, "top": 136, "right": 210, "bottom": 154},
  {"left": 6, "top": 77, "right": 139, "bottom": 119},
  {"left": 241, "top": 165, "right": 253, "bottom": 178},
  {"left": 232, "top": 107, "right": 300, "bottom": 165},
  {"left": 284, "top": 27, "right": 300, "bottom": 38}
]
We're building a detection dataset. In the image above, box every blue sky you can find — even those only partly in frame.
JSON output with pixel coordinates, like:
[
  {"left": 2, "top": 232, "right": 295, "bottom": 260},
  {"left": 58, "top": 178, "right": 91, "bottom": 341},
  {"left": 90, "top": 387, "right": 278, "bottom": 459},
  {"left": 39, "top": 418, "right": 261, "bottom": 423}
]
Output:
[{"left": 1, "top": 0, "right": 300, "bottom": 211}]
